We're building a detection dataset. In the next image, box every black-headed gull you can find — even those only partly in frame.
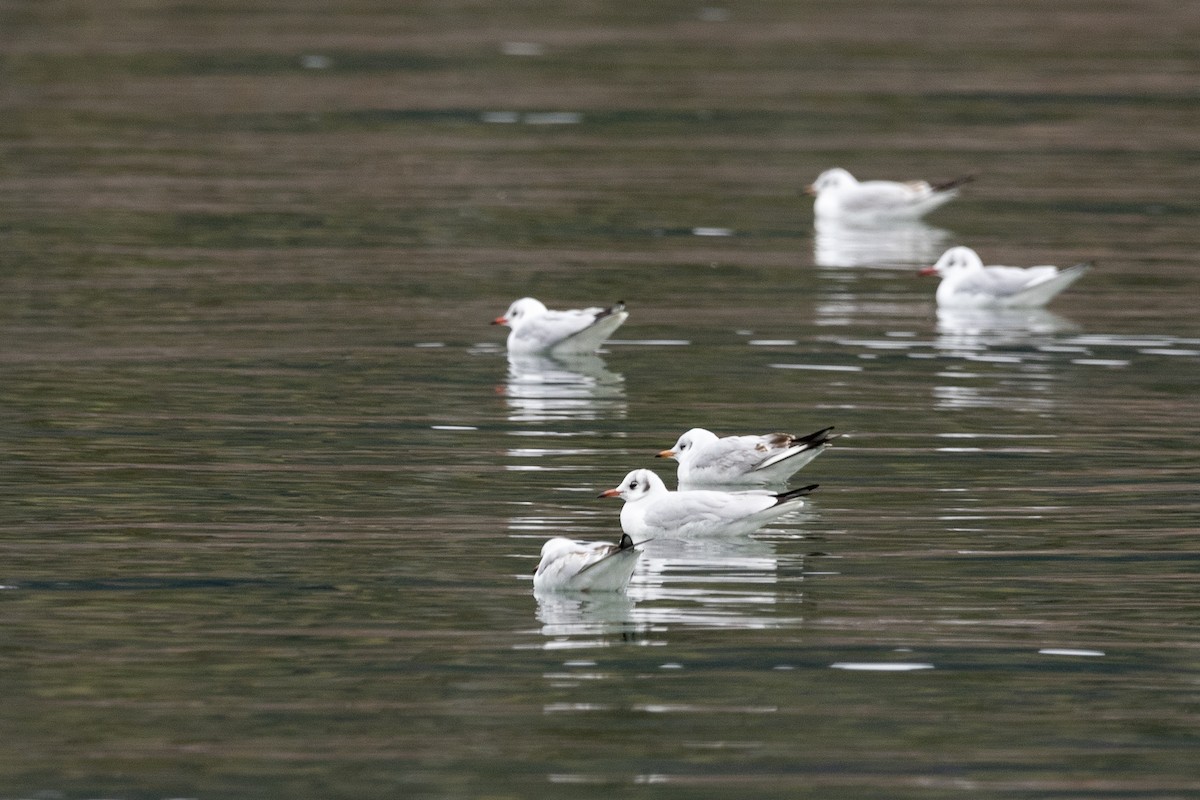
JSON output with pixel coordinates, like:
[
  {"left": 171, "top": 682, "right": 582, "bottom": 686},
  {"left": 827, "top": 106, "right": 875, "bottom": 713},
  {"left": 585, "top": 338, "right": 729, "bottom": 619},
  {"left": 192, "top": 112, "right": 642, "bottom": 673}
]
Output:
[
  {"left": 919, "top": 246, "right": 1091, "bottom": 309},
  {"left": 533, "top": 532, "right": 644, "bottom": 592},
  {"left": 807, "top": 168, "right": 973, "bottom": 225},
  {"left": 492, "top": 297, "right": 628, "bottom": 355},
  {"left": 657, "top": 426, "right": 836, "bottom": 486},
  {"left": 598, "top": 469, "right": 818, "bottom": 537}
]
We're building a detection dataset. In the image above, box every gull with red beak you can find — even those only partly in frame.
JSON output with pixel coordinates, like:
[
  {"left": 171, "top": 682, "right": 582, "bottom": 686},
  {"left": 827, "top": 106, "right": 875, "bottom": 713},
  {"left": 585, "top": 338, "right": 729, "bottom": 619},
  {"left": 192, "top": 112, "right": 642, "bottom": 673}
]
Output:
[
  {"left": 919, "top": 246, "right": 1090, "bottom": 309},
  {"left": 598, "top": 469, "right": 817, "bottom": 538},
  {"left": 492, "top": 297, "right": 628, "bottom": 355}
]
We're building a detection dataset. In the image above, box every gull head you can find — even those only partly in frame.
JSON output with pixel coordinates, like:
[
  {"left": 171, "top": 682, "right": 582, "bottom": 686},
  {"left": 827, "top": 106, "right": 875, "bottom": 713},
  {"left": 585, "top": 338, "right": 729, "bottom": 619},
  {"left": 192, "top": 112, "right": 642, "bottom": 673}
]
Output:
[
  {"left": 921, "top": 246, "right": 984, "bottom": 277},
  {"left": 598, "top": 469, "right": 666, "bottom": 502},
  {"left": 807, "top": 167, "right": 856, "bottom": 196},
  {"left": 492, "top": 297, "right": 548, "bottom": 327},
  {"left": 657, "top": 428, "right": 720, "bottom": 462}
]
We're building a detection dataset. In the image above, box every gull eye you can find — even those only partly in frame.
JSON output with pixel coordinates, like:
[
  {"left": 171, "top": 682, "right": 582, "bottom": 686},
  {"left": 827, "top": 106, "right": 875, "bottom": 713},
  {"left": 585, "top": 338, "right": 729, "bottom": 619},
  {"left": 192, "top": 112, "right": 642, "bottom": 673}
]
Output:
[{"left": 629, "top": 480, "right": 638, "bottom": 490}]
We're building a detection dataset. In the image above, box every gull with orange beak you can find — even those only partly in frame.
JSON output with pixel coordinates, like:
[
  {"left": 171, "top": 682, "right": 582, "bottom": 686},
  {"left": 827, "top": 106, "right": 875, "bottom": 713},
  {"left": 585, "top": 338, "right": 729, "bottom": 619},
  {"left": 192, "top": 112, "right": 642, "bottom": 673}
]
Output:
[
  {"left": 807, "top": 167, "right": 973, "bottom": 225},
  {"left": 599, "top": 468, "right": 817, "bottom": 538},
  {"left": 657, "top": 426, "right": 836, "bottom": 487},
  {"left": 491, "top": 297, "right": 628, "bottom": 355}
]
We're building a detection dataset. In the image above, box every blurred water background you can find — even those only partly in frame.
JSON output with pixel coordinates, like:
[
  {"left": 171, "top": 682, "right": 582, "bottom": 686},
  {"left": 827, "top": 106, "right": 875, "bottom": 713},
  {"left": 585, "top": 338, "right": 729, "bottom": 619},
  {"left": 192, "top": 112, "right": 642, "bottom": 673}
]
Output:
[{"left": 2, "top": 1, "right": 1198, "bottom": 798}]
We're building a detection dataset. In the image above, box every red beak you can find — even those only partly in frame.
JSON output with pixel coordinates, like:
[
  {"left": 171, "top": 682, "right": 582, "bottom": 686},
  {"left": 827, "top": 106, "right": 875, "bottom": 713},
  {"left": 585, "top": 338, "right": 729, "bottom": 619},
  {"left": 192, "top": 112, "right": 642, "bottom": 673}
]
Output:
[
  {"left": 597, "top": 488, "right": 620, "bottom": 498},
  {"left": 918, "top": 267, "right": 938, "bottom": 277},
  {"left": 491, "top": 316, "right": 508, "bottom": 325}
]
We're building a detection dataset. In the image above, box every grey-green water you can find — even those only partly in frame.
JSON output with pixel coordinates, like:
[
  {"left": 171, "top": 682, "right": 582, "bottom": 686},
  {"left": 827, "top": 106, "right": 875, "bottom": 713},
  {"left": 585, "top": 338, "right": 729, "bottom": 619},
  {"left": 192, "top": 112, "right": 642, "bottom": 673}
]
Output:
[{"left": 3, "top": 2, "right": 1199, "bottom": 798}]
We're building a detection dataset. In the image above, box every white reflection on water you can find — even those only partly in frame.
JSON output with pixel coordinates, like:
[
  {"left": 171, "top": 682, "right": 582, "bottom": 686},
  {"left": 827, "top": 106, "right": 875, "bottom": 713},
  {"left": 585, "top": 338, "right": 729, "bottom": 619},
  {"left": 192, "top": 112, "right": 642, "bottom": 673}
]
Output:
[
  {"left": 932, "top": 376, "right": 1058, "bottom": 414},
  {"left": 931, "top": 308, "right": 1082, "bottom": 414},
  {"left": 814, "top": 218, "right": 952, "bottom": 268},
  {"left": 534, "top": 591, "right": 641, "bottom": 638},
  {"left": 936, "top": 308, "right": 1080, "bottom": 344},
  {"left": 501, "top": 353, "right": 626, "bottom": 422}
]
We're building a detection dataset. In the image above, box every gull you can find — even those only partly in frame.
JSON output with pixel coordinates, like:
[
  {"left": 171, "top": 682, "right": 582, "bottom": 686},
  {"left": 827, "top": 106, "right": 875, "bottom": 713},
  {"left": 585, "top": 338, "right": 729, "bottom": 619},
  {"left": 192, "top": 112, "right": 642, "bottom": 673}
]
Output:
[
  {"left": 807, "top": 168, "right": 973, "bottom": 225},
  {"left": 920, "top": 246, "right": 1091, "bottom": 309},
  {"left": 532, "top": 532, "right": 644, "bottom": 592},
  {"left": 658, "top": 426, "right": 836, "bottom": 486},
  {"left": 598, "top": 469, "right": 818, "bottom": 537},
  {"left": 492, "top": 297, "right": 628, "bottom": 354}
]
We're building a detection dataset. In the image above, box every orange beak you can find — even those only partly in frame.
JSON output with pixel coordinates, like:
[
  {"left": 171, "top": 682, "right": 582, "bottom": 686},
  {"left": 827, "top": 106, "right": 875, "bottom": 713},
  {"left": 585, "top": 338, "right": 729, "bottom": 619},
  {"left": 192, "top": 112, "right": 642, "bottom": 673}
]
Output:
[
  {"left": 804, "top": 184, "right": 818, "bottom": 196},
  {"left": 597, "top": 488, "right": 620, "bottom": 498},
  {"left": 918, "top": 267, "right": 938, "bottom": 277},
  {"left": 491, "top": 316, "right": 508, "bottom": 325},
  {"left": 656, "top": 449, "right": 676, "bottom": 459}
]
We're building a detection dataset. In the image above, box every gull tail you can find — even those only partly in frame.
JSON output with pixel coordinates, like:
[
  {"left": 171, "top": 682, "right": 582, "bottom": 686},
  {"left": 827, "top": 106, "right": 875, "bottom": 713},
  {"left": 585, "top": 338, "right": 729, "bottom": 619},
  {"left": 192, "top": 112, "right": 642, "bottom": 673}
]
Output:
[
  {"left": 755, "top": 428, "right": 837, "bottom": 474},
  {"left": 773, "top": 483, "right": 819, "bottom": 506},
  {"left": 931, "top": 174, "right": 976, "bottom": 193},
  {"left": 794, "top": 426, "right": 837, "bottom": 447},
  {"left": 1009, "top": 263, "right": 1092, "bottom": 308},
  {"left": 596, "top": 300, "right": 627, "bottom": 320}
]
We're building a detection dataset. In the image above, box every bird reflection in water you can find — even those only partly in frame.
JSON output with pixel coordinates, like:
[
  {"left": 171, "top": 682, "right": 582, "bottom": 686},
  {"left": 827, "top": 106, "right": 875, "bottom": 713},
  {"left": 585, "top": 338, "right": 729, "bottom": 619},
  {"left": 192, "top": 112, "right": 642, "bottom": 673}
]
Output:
[
  {"left": 814, "top": 218, "right": 952, "bottom": 269},
  {"left": 534, "top": 590, "right": 643, "bottom": 640},
  {"left": 936, "top": 307, "right": 1080, "bottom": 349},
  {"left": 933, "top": 308, "right": 1081, "bottom": 413},
  {"left": 501, "top": 353, "right": 626, "bottom": 423}
]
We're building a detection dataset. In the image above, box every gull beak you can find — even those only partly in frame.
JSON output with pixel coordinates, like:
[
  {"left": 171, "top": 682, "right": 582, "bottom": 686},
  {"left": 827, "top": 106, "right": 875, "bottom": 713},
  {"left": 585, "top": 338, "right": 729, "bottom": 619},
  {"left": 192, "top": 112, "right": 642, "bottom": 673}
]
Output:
[
  {"left": 804, "top": 184, "right": 817, "bottom": 196},
  {"left": 656, "top": 449, "right": 676, "bottom": 459},
  {"left": 491, "top": 316, "right": 508, "bottom": 325},
  {"left": 918, "top": 267, "right": 938, "bottom": 277},
  {"left": 597, "top": 488, "right": 620, "bottom": 498}
]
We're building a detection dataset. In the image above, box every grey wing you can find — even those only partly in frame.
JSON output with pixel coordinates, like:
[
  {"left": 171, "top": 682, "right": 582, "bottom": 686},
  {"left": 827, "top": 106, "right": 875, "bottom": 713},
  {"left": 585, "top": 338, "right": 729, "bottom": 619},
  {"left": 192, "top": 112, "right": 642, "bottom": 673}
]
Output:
[
  {"left": 981, "top": 265, "right": 1059, "bottom": 297},
  {"left": 1006, "top": 264, "right": 1090, "bottom": 306},
  {"left": 521, "top": 309, "right": 600, "bottom": 343},
  {"left": 648, "top": 491, "right": 770, "bottom": 529},
  {"left": 699, "top": 436, "right": 783, "bottom": 476},
  {"left": 841, "top": 181, "right": 924, "bottom": 214},
  {"left": 575, "top": 541, "right": 624, "bottom": 574}
]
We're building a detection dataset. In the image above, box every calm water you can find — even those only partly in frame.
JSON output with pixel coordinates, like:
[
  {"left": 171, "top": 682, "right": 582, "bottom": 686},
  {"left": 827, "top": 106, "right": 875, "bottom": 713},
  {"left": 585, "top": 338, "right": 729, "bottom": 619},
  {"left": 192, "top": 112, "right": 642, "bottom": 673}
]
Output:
[{"left": 3, "top": 1, "right": 1199, "bottom": 798}]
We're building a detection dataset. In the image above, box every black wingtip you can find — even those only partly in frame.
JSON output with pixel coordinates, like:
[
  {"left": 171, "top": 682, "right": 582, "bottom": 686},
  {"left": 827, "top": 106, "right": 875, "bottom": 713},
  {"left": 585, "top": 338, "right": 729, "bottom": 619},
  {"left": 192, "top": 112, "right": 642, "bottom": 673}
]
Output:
[
  {"left": 596, "top": 300, "right": 627, "bottom": 320},
  {"left": 796, "top": 425, "right": 838, "bottom": 446},
  {"left": 776, "top": 483, "right": 819, "bottom": 503},
  {"left": 932, "top": 174, "right": 976, "bottom": 192},
  {"left": 618, "top": 532, "right": 635, "bottom": 550}
]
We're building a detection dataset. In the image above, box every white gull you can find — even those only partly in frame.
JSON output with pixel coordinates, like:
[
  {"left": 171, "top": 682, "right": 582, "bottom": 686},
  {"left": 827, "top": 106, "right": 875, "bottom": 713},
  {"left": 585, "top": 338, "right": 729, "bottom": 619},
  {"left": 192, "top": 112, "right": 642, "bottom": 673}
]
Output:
[
  {"left": 808, "top": 167, "right": 973, "bottom": 225},
  {"left": 598, "top": 469, "right": 818, "bottom": 537},
  {"left": 492, "top": 297, "right": 628, "bottom": 354},
  {"left": 658, "top": 426, "right": 836, "bottom": 486},
  {"left": 532, "top": 532, "right": 644, "bottom": 592},
  {"left": 920, "top": 246, "right": 1090, "bottom": 309}
]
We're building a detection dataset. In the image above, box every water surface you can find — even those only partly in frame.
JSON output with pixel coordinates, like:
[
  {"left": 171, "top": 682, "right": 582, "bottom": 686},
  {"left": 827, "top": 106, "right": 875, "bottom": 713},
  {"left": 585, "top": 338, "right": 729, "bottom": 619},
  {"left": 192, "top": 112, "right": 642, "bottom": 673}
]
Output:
[{"left": 2, "top": 1, "right": 1199, "bottom": 798}]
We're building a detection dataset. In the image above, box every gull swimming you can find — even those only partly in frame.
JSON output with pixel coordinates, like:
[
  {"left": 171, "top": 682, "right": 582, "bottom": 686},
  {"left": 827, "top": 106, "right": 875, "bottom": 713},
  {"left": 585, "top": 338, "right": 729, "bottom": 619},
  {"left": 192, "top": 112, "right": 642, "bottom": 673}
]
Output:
[
  {"left": 492, "top": 297, "right": 628, "bottom": 354},
  {"left": 807, "top": 168, "right": 973, "bottom": 225},
  {"left": 598, "top": 468, "right": 818, "bottom": 537},
  {"left": 920, "top": 246, "right": 1091, "bottom": 309},
  {"left": 532, "top": 532, "right": 645, "bottom": 592},
  {"left": 658, "top": 426, "right": 836, "bottom": 486}
]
